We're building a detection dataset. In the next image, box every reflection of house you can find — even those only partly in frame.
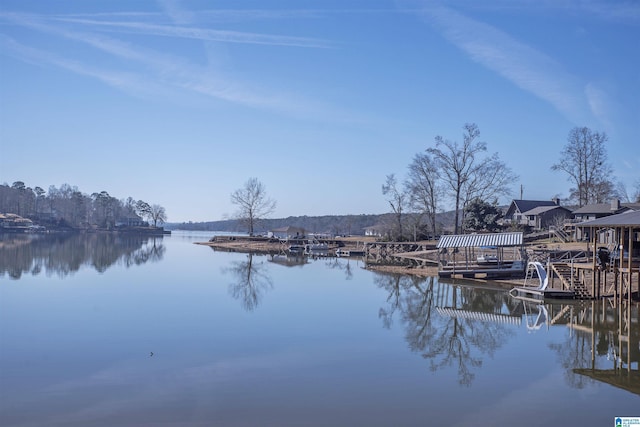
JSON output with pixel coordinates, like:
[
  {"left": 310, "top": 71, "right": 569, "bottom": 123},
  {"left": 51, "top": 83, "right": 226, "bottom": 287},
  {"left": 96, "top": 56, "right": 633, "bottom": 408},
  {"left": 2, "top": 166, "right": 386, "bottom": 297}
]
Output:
[
  {"left": 267, "top": 253, "right": 308, "bottom": 267},
  {"left": 502, "top": 199, "right": 565, "bottom": 229},
  {"left": 270, "top": 226, "right": 305, "bottom": 240}
]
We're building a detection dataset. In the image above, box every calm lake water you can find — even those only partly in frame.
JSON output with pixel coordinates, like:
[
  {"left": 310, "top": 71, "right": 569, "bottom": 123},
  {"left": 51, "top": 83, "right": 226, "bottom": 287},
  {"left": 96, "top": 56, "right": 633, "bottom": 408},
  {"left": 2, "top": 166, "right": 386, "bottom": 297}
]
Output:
[{"left": 1, "top": 231, "right": 638, "bottom": 427}]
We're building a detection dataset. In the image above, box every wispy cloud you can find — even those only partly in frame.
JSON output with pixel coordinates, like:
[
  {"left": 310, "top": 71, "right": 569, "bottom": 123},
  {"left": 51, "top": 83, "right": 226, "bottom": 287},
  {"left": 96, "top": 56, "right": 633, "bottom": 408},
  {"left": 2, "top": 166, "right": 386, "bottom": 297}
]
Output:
[
  {"left": 0, "top": 35, "right": 170, "bottom": 99},
  {"left": 0, "top": 10, "right": 336, "bottom": 117},
  {"left": 157, "top": 0, "right": 194, "bottom": 25},
  {"left": 52, "top": 17, "right": 333, "bottom": 48},
  {"left": 413, "top": 0, "right": 640, "bottom": 23},
  {"left": 584, "top": 82, "right": 612, "bottom": 129},
  {"left": 417, "top": 4, "right": 592, "bottom": 124}
]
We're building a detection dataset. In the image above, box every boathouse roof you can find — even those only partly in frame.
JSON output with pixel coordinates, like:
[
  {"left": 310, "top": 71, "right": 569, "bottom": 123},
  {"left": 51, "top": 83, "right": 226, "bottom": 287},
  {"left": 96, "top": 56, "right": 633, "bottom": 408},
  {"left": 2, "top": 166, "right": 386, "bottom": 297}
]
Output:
[{"left": 436, "top": 232, "right": 523, "bottom": 248}]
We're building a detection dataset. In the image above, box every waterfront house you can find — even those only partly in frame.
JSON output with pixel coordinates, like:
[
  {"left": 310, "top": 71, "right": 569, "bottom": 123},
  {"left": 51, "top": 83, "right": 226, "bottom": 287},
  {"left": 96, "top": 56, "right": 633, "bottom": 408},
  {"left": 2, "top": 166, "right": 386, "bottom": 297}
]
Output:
[
  {"left": 116, "top": 214, "right": 147, "bottom": 228},
  {"left": 519, "top": 205, "right": 573, "bottom": 230},
  {"left": 572, "top": 199, "right": 640, "bottom": 222},
  {"left": 270, "top": 226, "right": 306, "bottom": 240},
  {"left": 364, "top": 225, "right": 385, "bottom": 237},
  {"left": 0, "top": 213, "right": 33, "bottom": 231},
  {"left": 576, "top": 209, "right": 640, "bottom": 249},
  {"left": 573, "top": 200, "right": 640, "bottom": 240},
  {"left": 575, "top": 210, "right": 640, "bottom": 300},
  {"left": 502, "top": 198, "right": 565, "bottom": 230}
]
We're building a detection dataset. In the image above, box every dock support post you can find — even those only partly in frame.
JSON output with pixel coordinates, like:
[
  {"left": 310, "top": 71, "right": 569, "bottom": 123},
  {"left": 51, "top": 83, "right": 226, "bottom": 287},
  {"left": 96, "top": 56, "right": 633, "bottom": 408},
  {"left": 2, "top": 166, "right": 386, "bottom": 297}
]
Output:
[
  {"left": 592, "top": 228, "right": 597, "bottom": 299},
  {"left": 628, "top": 226, "right": 633, "bottom": 302}
]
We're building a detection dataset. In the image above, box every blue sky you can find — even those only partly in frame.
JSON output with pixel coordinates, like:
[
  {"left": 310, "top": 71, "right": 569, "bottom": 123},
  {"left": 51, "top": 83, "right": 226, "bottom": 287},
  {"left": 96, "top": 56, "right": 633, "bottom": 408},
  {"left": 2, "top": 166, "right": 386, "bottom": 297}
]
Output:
[{"left": 1, "top": 0, "right": 638, "bottom": 222}]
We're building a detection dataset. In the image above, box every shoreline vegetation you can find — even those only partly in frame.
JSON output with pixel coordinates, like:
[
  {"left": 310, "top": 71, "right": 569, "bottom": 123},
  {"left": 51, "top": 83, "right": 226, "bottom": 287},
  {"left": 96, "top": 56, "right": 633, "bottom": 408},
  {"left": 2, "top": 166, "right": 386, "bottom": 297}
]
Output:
[{"left": 195, "top": 235, "right": 589, "bottom": 286}]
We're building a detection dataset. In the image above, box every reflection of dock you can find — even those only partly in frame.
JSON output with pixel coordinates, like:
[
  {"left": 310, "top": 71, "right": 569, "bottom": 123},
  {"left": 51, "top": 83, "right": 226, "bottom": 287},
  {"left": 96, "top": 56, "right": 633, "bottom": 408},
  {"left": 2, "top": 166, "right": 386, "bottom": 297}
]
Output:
[
  {"left": 573, "top": 369, "right": 640, "bottom": 396},
  {"left": 567, "top": 300, "right": 639, "bottom": 393},
  {"left": 435, "top": 306, "right": 521, "bottom": 325},
  {"left": 336, "top": 248, "right": 365, "bottom": 257},
  {"left": 510, "top": 287, "right": 575, "bottom": 300}
]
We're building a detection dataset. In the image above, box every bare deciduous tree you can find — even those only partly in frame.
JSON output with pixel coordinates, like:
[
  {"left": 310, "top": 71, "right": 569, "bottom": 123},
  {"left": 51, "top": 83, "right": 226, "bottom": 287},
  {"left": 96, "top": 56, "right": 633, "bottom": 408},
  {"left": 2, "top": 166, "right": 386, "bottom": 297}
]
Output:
[
  {"left": 148, "top": 204, "right": 167, "bottom": 227},
  {"left": 406, "top": 152, "right": 441, "bottom": 238},
  {"left": 427, "top": 123, "right": 515, "bottom": 234},
  {"left": 551, "top": 127, "right": 613, "bottom": 207},
  {"left": 231, "top": 177, "right": 276, "bottom": 236},
  {"left": 382, "top": 174, "right": 408, "bottom": 241}
]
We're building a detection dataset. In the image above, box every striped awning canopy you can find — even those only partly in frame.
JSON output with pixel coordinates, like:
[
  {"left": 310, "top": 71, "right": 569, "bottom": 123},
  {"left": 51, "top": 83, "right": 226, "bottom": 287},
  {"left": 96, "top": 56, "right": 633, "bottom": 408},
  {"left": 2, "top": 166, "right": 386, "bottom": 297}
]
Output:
[{"left": 436, "top": 232, "right": 523, "bottom": 248}]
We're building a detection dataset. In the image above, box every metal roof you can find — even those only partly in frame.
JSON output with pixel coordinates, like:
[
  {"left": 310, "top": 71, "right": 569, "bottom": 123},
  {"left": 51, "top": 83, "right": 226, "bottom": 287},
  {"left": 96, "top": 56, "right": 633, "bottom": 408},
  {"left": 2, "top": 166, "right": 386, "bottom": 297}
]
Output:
[
  {"left": 576, "top": 210, "right": 640, "bottom": 227},
  {"left": 436, "top": 232, "right": 523, "bottom": 248}
]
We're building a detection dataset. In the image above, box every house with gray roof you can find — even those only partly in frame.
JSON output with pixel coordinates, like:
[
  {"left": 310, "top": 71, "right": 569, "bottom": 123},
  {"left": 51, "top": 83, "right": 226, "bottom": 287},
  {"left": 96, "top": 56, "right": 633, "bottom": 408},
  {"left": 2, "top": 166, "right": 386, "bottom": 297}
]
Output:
[
  {"left": 520, "top": 205, "right": 573, "bottom": 230},
  {"left": 502, "top": 198, "right": 567, "bottom": 230},
  {"left": 576, "top": 209, "right": 640, "bottom": 257},
  {"left": 572, "top": 199, "right": 640, "bottom": 222},
  {"left": 572, "top": 200, "right": 640, "bottom": 241}
]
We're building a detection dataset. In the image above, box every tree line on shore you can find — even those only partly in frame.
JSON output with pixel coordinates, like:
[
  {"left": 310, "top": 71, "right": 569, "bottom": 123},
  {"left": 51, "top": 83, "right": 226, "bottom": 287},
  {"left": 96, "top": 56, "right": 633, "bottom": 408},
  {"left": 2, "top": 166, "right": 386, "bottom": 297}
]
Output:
[
  {"left": 0, "top": 181, "right": 167, "bottom": 230},
  {"left": 379, "top": 124, "right": 639, "bottom": 240},
  {"left": 168, "top": 213, "right": 457, "bottom": 237},
  {"left": 225, "top": 124, "right": 638, "bottom": 240}
]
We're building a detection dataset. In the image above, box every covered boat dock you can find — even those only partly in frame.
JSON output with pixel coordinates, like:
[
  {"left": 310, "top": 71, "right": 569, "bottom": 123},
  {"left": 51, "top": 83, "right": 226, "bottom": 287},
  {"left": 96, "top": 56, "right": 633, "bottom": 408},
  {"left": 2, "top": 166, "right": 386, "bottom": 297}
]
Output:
[
  {"left": 437, "top": 232, "right": 526, "bottom": 279},
  {"left": 575, "top": 210, "right": 640, "bottom": 301}
]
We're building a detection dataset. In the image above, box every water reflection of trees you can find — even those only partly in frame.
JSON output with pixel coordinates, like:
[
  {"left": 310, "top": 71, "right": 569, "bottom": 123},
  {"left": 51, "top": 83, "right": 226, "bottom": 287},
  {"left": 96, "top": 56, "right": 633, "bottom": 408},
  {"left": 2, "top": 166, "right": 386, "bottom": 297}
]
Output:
[
  {"left": 375, "top": 273, "right": 517, "bottom": 386},
  {"left": 323, "top": 257, "right": 355, "bottom": 280},
  {"left": 0, "top": 233, "right": 165, "bottom": 279},
  {"left": 223, "top": 253, "right": 273, "bottom": 311}
]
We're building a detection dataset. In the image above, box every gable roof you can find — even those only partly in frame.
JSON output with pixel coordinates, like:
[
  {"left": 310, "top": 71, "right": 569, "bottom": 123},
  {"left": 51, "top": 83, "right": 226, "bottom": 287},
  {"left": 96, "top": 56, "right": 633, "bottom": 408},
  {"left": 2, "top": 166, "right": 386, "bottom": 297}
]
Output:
[
  {"left": 577, "top": 210, "right": 640, "bottom": 227},
  {"left": 573, "top": 202, "right": 640, "bottom": 215},
  {"left": 521, "top": 205, "right": 572, "bottom": 216},
  {"left": 505, "top": 200, "right": 557, "bottom": 218},
  {"left": 572, "top": 203, "right": 623, "bottom": 215}
]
